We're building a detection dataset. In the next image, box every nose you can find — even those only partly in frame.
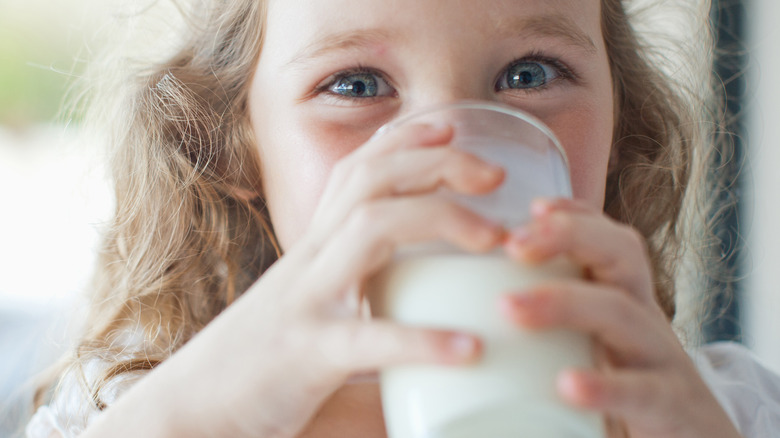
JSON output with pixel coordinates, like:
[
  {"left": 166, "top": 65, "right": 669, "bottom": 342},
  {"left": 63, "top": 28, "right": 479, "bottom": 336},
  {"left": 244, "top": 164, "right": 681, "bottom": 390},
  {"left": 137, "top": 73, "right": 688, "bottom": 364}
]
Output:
[
  {"left": 399, "top": 55, "right": 497, "bottom": 118},
  {"left": 384, "top": 100, "right": 544, "bottom": 153},
  {"left": 403, "top": 86, "right": 495, "bottom": 116},
  {"left": 404, "top": 102, "right": 485, "bottom": 134}
]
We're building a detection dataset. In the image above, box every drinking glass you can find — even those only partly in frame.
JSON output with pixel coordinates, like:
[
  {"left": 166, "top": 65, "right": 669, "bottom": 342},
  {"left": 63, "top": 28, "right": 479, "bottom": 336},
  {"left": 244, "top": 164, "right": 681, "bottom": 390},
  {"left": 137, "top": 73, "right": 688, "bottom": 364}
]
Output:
[{"left": 368, "top": 101, "right": 605, "bottom": 438}]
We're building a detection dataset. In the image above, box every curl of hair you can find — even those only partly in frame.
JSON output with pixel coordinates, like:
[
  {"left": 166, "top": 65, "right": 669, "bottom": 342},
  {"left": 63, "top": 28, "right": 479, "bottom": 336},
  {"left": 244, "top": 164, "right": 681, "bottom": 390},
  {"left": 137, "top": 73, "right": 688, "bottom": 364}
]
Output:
[
  {"left": 601, "top": 0, "right": 719, "bottom": 321},
  {"left": 36, "top": 0, "right": 275, "bottom": 410}
]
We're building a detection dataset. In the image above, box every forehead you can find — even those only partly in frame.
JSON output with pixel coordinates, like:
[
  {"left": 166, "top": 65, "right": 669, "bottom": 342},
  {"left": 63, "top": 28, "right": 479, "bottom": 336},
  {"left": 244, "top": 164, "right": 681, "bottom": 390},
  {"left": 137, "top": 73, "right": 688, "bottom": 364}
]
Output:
[{"left": 264, "top": 0, "right": 603, "bottom": 54}]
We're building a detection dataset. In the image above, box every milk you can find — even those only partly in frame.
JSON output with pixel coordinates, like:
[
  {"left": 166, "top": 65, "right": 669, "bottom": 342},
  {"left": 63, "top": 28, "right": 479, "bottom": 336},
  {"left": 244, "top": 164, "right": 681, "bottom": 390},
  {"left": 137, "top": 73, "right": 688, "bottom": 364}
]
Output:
[{"left": 369, "top": 253, "right": 605, "bottom": 438}]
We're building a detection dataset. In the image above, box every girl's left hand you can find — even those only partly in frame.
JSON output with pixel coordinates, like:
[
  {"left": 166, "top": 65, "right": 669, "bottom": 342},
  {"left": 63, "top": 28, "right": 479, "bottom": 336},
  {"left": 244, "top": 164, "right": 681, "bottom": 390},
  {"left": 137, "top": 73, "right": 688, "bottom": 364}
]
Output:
[{"left": 500, "top": 198, "right": 742, "bottom": 438}]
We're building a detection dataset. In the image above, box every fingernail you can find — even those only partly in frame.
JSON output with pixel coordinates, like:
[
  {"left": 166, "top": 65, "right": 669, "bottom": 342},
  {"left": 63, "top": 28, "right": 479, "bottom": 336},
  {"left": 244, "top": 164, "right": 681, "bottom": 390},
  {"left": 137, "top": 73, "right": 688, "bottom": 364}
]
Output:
[
  {"left": 509, "top": 227, "right": 531, "bottom": 245},
  {"left": 450, "top": 334, "right": 478, "bottom": 357},
  {"left": 428, "top": 122, "right": 452, "bottom": 133},
  {"left": 531, "top": 199, "right": 554, "bottom": 218},
  {"left": 556, "top": 369, "right": 581, "bottom": 399},
  {"left": 479, "top": 164, "right": 505, "bottom": 183},
  {"left": 504, "top": 228, "right": 533, "bottom": 261},
  {"left": 498, "top": 293, "right": 534, "bottom": 318},
  {"left": 557, "top": 369, "right": 599, "bottom": 406},
  {"left": 416, "top": 123, "right": 453, "bottom": 146},
  {"left": 501, "top": 292, "right": 551, "bottom": 328}
]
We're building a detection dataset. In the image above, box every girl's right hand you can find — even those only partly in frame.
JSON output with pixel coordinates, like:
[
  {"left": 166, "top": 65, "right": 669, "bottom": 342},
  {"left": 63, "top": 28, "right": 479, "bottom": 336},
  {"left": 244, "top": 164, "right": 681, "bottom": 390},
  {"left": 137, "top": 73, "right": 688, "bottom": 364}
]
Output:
[{"left": 82, "top": 124, "right": 506, "bottom": 438}]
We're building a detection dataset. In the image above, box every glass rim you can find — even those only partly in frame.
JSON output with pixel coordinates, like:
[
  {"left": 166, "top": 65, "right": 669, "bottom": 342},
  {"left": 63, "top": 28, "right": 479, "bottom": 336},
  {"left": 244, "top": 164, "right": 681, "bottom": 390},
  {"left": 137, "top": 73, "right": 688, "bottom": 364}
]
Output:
[{"left": 375, "top": 100, "right": 570, "bottom": 170}]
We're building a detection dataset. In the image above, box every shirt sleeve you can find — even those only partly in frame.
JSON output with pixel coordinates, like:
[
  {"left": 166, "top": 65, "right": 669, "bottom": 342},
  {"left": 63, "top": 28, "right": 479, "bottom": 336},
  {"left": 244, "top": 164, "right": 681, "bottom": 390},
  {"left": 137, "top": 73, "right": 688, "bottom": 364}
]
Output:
[
  {"left": 25, "top": 406, "right": 69, "bottom": 438},
  {"left": 692, "top": 341, "right": 780, "bottom": 438},
  {"left": 25, "top": 360, "right": 143, "bottom": 438}
]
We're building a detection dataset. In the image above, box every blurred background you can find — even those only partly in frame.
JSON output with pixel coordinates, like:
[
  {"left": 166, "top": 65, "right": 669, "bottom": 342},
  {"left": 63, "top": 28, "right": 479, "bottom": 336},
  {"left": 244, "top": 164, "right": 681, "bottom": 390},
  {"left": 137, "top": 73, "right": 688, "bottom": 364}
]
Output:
[
  {"left": 0, "top": 0, "right": 778, "bottom": 435},
  {"left": 0, "top": 0, "right": 111, "bottom": 433}
]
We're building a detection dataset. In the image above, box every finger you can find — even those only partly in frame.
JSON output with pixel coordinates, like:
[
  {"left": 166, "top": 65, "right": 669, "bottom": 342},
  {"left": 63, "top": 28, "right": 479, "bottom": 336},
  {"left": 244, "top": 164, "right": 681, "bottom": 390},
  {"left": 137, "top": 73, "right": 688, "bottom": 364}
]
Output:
[
  {"left": 562, "top": 367, "right": 744, "bottom": 437},
  {"left": 369, "top": 147, "right": 504, "bottom": 196},
  {"left": 319, "top": 146, "right": 504, "bottom": 233},
  {"left": 557, "top": 369, "right": 679, "bottom": 429},
  {"left": 360, "top": 122, "right": 455, "bottom": 157},
  {"left": 302, "top": 196, "right": 505, "bottom": 304},
  {"left": 325, "top": 123, "right": 454, "bottom": 198},
  {"left": 529, "top": 197, "right": 599, "bottom": 218},
  {"left": 505, "top": 210, "right": 656, "bottom": 306},
  {"left": 320, "top": 320, "right": 482, "bottom": 375},
  {"left": 499, "top": 281, "right": 671, "bottom": 365}
]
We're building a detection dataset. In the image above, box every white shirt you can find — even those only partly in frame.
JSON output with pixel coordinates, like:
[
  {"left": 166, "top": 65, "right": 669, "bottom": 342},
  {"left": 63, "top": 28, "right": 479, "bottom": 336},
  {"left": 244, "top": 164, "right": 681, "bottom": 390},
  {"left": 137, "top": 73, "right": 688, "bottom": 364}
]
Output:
[
  {"left": 26, "top": 342, "right": 780, "bottom": 437},
  {"left": 692, "top": 342, "right": 780, "bottom": 437}
]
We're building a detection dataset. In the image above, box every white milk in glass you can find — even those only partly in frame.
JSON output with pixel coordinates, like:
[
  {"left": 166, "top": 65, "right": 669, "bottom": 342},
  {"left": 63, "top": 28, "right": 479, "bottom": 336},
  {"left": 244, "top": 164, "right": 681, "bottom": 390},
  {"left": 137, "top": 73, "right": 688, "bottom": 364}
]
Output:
[
  {"left": 367, "top": 101, "right": 605, "bottom": 438},
  {"left": 370, "top": 254, "right": 605, "bottom": 438}
]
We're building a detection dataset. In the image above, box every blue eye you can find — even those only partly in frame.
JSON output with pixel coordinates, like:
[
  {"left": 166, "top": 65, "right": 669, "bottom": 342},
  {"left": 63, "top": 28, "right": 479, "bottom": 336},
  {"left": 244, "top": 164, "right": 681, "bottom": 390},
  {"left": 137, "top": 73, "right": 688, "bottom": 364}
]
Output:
[
  {"left": 497, "top": 60, "right": 561, "bottom": 91},
  {"left": 328, "top": 71, "right": 393, "bottom": 98},
  {"left": 331, "top": 73, "right": 377, "bottom": 97}
]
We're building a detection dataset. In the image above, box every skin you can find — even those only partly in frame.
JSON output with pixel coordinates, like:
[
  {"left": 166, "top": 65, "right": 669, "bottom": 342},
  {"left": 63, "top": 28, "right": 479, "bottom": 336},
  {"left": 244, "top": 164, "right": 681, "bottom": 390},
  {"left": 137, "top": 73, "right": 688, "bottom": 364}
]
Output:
[
  {"left": 252, "top": 0, "right": 613, "bottom": 247},
  {"left": 78, "top": 0, "right": 743, "bottom": 437}
]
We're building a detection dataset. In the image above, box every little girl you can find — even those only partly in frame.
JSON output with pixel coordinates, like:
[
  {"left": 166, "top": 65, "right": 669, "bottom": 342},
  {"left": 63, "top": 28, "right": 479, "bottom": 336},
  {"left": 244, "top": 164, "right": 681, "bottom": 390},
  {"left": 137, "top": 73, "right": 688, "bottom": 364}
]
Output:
[{"left": 26, "top": 0, "right": 780, "bottom": 437}]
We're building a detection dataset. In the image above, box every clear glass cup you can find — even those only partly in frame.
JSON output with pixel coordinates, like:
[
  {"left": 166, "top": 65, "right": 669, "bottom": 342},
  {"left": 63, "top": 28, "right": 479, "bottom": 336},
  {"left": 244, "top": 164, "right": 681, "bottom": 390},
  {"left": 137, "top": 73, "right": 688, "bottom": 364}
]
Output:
[{"left": 367, "top": 101, "right": 605, "bottom": 438}]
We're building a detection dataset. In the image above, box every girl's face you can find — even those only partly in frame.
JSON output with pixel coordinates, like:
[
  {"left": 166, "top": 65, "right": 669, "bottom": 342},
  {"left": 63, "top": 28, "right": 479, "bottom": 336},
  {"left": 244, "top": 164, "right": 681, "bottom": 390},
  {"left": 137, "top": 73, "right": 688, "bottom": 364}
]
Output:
[{"left": 249, "top": 0, "right": 614, "bottom": 249}]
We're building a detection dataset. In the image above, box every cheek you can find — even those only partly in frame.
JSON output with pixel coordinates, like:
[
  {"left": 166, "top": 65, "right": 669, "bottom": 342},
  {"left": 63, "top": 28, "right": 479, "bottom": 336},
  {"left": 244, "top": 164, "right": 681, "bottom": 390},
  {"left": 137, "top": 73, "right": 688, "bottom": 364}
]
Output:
[
  {"left": 258, "top": 112, "right": 381, "bottom": 249},
  {"left": 542, "top": 104, "right": 613, "bottom": 208}
]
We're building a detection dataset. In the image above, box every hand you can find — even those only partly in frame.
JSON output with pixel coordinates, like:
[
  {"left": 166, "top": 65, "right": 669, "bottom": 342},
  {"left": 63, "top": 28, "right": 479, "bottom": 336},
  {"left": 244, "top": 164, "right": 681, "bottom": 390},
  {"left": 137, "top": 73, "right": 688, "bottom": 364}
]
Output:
[
  {"left": 500, "top": 198, "right": 742, "bottom": 438},
  {"left": 83, "top": 123, "right": 506, "bottom": 438}
]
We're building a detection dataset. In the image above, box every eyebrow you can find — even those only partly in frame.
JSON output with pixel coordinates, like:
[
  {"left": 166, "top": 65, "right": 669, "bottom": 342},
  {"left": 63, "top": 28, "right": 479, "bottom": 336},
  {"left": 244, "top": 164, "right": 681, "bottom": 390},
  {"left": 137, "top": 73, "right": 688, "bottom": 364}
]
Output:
[
  {"left": 493, "top": 14, "right": 597, "bottom": 54},
  {"left": 285, "top": 29, "right": 400, "bottom": 68},
  {"left": 286, "top": 13, "right": 597, "bottom": 69}
]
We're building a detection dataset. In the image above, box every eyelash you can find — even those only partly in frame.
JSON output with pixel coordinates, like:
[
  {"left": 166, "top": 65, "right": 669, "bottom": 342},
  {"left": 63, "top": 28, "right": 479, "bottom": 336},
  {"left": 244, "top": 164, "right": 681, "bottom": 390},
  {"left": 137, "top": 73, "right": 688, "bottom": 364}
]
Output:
[
  {"left": 314, "top": 53, "right": 578, "bottom": 101},
  {"left": 497, "top": 52, "right": 579, "bottom": 92},
  {"left": 313, "top": 64, "right": 395, "bottom": 101}
]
